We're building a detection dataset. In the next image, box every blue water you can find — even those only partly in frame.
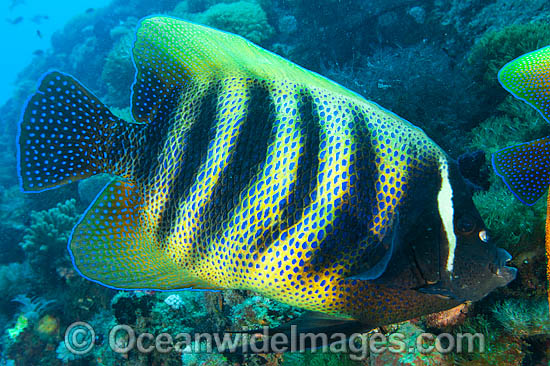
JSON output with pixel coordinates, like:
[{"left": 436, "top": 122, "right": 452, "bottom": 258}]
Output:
[{"left": 0, "top": 0, "right": 110, "bottom": 106}]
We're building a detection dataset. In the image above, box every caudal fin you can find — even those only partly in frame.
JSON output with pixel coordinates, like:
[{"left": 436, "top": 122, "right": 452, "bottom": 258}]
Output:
[{"left": 17, "top": 71, "right": 126, "bottom": 192}]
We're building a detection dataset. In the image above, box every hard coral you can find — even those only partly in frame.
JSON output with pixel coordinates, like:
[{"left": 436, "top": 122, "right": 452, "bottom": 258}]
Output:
[
  {"left": 198, "top": 1, "right": 274, "bottom": 44},
  {"left": 19, "top": 199, "right": 79, "bottom": 284}
]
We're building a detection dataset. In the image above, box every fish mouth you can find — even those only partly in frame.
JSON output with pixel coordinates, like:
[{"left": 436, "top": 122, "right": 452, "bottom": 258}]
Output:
[{"left": 491, "top": 248, "right": 517, "bottom": 283}]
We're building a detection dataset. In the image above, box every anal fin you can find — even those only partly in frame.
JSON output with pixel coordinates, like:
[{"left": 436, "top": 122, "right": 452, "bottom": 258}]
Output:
[{"left": 69, "top": 179, "right": 219, "bottom": 290}]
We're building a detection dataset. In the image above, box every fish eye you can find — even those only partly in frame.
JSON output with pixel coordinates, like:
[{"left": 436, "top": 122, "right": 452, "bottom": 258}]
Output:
[
  {"left": 456, "top": 215, "right": 475, "bottom": 234},
  {"left": 478, "top": 230, "right": 489, "bottom": 243}
]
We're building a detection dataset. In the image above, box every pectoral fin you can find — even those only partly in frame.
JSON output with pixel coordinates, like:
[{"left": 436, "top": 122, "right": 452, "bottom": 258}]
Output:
[{"left": 347, "top": 213, "right": 399, "bottom": 281}]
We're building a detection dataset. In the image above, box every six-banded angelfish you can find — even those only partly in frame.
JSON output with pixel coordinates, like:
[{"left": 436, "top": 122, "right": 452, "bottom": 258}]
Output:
[
  {"left": 17, "top": 16, "right": 516, "bottom": 340},
  {"left": 492, "top": 45, "right": 550, "bottom": 312}
]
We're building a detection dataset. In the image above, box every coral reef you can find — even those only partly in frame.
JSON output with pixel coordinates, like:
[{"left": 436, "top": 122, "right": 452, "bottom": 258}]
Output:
[
  {"left": 0, "top": 186, "right": 27, "bottom": 263},
  {"left": 181, "top": 349, "right": 230, "bottom": 366},
  {"left": 370, "top": 322, "right": 451, "bottom": 366},
  {"left": 151, "top": 291, "right": 210, "bottom": 334},
  {"left": 461, "top": 21, "right": 550, "bottom": 124},
  {"left": 434, "top": 0, "right": 550, "bottom": 42},
  {"left": 282, "top": 350, "right": 361, "bottom": 366},
  {"left": 170, "top": 0, "right": 192, "bottom": 18},
  {"left": 55, "top": 340, "right": 82, "bottom": 363},
  {"left": 472, "top": 181, "right": 545, "bottom": 254},
  {"left": 466, "top": 95, "right": 550, "bottom": 298},
  {"left": 36, "top": 315, "right": 60, "bottom": 339},
  {"left": 463, "top": 87, "right": 550, "bottom": 299},
  {"left": 4, "top": 295, "right": 61, "bottom": 365},
  {"left": 19, "top": 199, "right": 78, "bottom": 250},
  {"left": 6, "top": 315, "right": 28, "bottom": 341},
  {"left": 468, "top": 96, "right": 550, "bottom": 155}
]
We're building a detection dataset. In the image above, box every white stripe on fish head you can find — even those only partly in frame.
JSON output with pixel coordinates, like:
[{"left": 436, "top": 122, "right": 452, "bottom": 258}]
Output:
[{"left": 437, "top": 156, "right": 456, "bottom": 274}]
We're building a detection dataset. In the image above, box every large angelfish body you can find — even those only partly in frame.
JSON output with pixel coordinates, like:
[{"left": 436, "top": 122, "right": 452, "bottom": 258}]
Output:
[
  {"left": 492, "top": 45, "right": 550, "bottom": 311},
  {"left": 18, "top": 16, "right": 515, "bottom": 333}
]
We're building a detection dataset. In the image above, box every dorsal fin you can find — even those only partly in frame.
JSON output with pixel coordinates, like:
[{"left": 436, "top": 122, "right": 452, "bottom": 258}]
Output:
[
  {"left": 130, "top": 16, "right": 362, "bottom": 123},
  {"left": 498, "top": 45, "right": 550, "bottom": 123}
]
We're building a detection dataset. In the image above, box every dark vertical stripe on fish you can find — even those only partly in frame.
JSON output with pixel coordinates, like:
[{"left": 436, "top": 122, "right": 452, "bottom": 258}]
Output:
[
  {"left": 155, "top": 83, "right": 220, "bottom": 242},
  {"left": 198, "top": 85, "right": 276, "bottom": 245},
  {"left": 134, "top": 88, "right": 182, "bottom": 183},
  {"left": 281, "top": 93, "right": 321, "bottom": 233}
]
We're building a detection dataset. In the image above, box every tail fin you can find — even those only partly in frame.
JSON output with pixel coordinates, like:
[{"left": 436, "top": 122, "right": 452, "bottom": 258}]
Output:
[{"left": 17, "top": 71, "right": 126, "bottom": 192}]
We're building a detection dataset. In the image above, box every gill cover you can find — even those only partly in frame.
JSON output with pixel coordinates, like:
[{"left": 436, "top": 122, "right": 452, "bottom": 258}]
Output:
[{"left": 419, "top": 158, "right": 516, "bottom": 301}]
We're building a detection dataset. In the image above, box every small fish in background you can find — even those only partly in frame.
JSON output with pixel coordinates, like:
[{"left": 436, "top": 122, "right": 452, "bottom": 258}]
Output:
[
  {"left": 32, "top": 49, "right": 44, "bottom": 57},
  {"left": 9, "top": 0, "right": 25, "bottom": 10},
  {"left": 30, "top": 14, "right": 49, "bottom": 25},
  {"left": 36, "top": 29, "right": 42, "bottom": 39},
  {"left": 492, "top": 45, "right": 550, "bottom": 311},
  {"left": 85, "top": 8, "right": 94, "bottom": 14},
  {"left": 6, "top": 16, "right": 23, "bottom": 25},
  {"left": 17, "top": 16, "right": 516, "bottom": 346}
]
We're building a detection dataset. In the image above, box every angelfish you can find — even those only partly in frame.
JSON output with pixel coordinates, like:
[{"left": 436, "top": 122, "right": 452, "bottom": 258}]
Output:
[
  {"left": 492, "top": 45, "right": 550, "bottom": 311},
  {"left": 18, "top": 16, "right": 516, "bottom": 336}
]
